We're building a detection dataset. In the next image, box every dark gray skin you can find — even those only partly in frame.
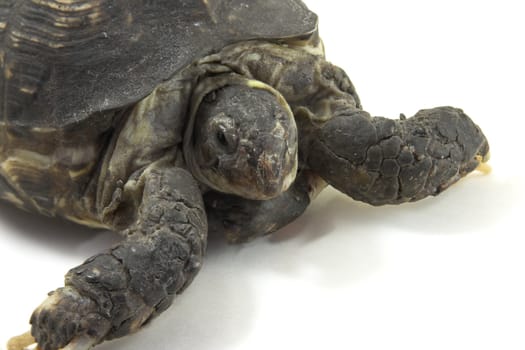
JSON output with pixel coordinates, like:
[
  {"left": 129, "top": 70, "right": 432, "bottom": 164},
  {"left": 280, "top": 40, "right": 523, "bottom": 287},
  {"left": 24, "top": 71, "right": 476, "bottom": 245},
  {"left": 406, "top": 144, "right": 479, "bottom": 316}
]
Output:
[
  {"left": 31, "top": 165, "right": 207, "bottom": 349},
  {"left": 191, "top": 84, "right": 298, "bottom": 200},
  {"left": 0, "top": 2, "right": 489, "bottom": 350},
  {"left": 23, "top": 42, "right": 488, "bottom": 350},
  {"left": 201, "top": 42, "right": 489, "bottom": 243}
]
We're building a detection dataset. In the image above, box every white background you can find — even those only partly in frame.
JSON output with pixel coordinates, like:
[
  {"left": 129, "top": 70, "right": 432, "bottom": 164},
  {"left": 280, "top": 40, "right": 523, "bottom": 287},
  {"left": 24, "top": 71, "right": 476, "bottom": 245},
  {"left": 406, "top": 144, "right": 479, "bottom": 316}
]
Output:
[{"left": 1, "top": 1, "right": 524, "bottom": 349}]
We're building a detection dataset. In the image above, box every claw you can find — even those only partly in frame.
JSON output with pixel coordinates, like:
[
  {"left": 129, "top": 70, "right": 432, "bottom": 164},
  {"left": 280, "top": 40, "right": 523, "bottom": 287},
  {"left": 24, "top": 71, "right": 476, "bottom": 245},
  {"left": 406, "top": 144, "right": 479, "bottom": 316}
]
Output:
[
  {"left": 7, "top": 331, "right": 97, "bottom": 350},
  {"left": 61, "top": 336, "right": 97, "bottom": 350},
  {"left": 59, "top": 336, "right": 97, "bottom": 350},
  {"left": 475, "top": 153, "right": 492, "bottom": 175},
  {"left": 7, "top": 331, "right": 36, "bottom": 350}
]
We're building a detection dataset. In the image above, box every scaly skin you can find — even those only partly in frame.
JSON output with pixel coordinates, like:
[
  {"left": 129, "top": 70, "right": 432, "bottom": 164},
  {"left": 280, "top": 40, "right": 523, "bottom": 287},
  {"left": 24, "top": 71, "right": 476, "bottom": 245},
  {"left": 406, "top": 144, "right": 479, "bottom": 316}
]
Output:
[
  {"left": 30, "top": 165, "right": 207, "bottom": 350},
  {"left": 8, "top": 41, "right": 489, "bottom": 350},
  {"left": 201, "top": 41, "right": 489, "bottom": 240},
  {"left": 205, "top": 170, "right": 326, "bottom": 243},
  {"left": 307, "top": 107, "right": 489, "bottom": 205}
]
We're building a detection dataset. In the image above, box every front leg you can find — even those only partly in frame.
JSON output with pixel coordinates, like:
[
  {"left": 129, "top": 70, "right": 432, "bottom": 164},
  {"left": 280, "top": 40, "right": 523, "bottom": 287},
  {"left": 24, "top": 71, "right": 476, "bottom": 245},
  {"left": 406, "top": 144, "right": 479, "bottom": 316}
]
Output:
[
  {"left": 27, "top": 165, "right": 206, "bottom": 350},
  {"left": 218, "top": 42, "right": 490, "bottom": 206},
  {"left": 205, "top": 170, "right": 326, "bottom": 244},
  {"left": 306, "top": 107, "right": 490, "bottom": 205}
]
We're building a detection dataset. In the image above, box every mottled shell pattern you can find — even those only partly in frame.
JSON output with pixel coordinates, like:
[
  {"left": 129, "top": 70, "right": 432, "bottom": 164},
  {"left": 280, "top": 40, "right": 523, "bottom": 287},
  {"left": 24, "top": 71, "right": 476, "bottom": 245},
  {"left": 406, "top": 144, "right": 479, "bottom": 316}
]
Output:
[{"left": 0, "top": 0, "right": 317, "bottom": 222}]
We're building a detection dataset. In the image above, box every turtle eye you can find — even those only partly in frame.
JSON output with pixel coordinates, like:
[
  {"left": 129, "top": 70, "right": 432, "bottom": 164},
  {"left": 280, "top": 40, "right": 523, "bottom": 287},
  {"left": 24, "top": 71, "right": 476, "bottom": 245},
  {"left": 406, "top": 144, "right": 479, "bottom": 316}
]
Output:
[
  {"left": 216, "top": 125, "right": 238, "bottom": 153},
  {"left": 217, "top": 128, "right": 228, "bottom": 147}
]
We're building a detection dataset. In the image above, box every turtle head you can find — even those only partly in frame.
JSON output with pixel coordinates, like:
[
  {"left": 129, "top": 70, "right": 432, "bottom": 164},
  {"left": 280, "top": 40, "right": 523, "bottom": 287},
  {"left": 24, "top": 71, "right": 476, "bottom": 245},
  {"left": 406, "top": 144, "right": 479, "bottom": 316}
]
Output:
[{"left": 188, "top": 80, "right": 298, "bottom": 200}]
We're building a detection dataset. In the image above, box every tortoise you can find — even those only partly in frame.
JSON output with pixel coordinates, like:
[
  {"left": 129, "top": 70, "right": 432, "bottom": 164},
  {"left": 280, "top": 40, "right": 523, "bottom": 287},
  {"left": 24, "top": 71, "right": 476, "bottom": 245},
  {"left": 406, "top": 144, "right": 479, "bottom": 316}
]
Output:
[{"left": 0, "top": 1, "right": 490, "bottom": 349}]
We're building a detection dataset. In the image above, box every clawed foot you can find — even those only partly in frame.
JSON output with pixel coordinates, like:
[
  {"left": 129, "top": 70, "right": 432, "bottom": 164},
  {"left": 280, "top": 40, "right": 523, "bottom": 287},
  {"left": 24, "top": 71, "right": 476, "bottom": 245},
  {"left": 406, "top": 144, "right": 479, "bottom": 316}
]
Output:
[
  {"left": 9, "top": 287, "right": 110, "bottom": 350},
  {"left": 475, "top": 153, "right": 492, "bottom": 175},
  {"left": 8, "top": 332, "right": 96, "bottom": 350},
  {"left": 7, "top": 331, "right": 35, "bottom": 350}
]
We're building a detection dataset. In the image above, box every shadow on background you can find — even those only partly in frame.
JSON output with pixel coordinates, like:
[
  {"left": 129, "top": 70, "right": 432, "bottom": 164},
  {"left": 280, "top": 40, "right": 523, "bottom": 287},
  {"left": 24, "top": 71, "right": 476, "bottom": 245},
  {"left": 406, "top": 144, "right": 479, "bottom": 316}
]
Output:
[{"left": 0, "top": 171, "right": 516, "bottom": 350}]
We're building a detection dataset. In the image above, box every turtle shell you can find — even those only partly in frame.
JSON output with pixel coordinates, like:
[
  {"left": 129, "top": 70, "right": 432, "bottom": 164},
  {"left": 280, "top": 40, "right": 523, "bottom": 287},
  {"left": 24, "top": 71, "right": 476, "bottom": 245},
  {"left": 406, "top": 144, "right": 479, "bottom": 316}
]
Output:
[{"left": 0, "top": 0, "right": 317, "bottom": 129}]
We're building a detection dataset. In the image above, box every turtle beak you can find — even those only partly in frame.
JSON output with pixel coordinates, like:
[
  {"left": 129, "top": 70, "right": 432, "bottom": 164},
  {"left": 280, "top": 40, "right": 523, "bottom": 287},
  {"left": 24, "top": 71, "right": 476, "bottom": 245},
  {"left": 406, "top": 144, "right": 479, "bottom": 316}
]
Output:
[{"left": 255, "top": 134, "right": 298, "bottom": 199}]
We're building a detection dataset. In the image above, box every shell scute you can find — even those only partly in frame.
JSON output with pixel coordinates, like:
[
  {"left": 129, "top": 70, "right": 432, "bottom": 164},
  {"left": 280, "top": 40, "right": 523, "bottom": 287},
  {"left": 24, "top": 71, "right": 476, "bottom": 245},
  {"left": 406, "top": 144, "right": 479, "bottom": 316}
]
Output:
[{"left": 0, "top": 0, "right": 316, "bottom": 129}]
